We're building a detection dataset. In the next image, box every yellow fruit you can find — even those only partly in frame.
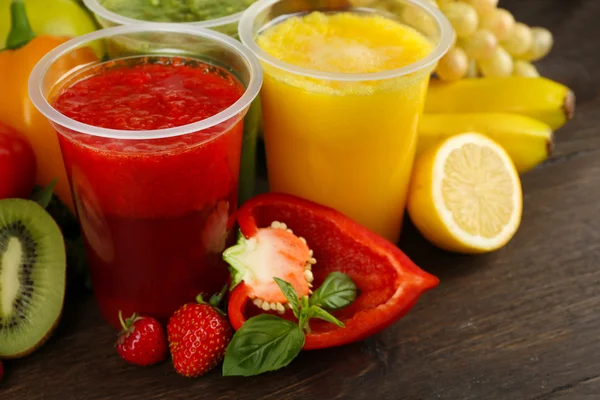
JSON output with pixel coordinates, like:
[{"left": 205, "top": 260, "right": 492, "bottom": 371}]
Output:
[
  {"left": 465, "top": 59, "right": 479, "bottom": 77},
  {"left": 479, "top": 8, "right": 515, "bottom": 41},
  {"left": 461, "top": 29, "right": 498, "bottom": 60},
  {"left": 425, "top": 77, "right": 575, "bottom": 130},
  {"left": 348, "top": 0, "right": 378, "bottom": 6},
  {"left": 520, "top": 27, "right": 553, "bottom": 61},
  {"left": 436, "top": 47, "right": 469, "bottom": 81},
  {"left": 441, "top": 2, "right": 479, "bottom": 38},
  {"left": 417, "top": 113, "right": 553, "bottom": 173},
  {"left": 400, "top": 1, "right": 439, "bottom": 38},
  {"left": 513, "top": 60, "right": 540, "bottom": 77},
  {"left": 477, "top": 46, "right": 514, "bottom": 77},
  {"left": 462, "top": 0, "right": 498, "bottom": 15},
  {"left": 502, "top": 22, "right": 533, "bottom": 57},
  {"left": 407, "top": 133, "right": 522, "bottom": 254}
]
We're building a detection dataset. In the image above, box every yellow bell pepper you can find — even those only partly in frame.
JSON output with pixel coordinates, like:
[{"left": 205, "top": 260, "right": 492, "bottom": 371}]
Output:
[
  {"left": 0, "top": 0, "right": 97, "bottom": 48},
  {"left": 0, "top": 0, "right": 97, "bottom": 213}
]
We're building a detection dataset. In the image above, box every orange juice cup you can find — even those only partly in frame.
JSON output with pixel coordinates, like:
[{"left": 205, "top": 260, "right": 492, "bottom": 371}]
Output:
[{"left": 239, "top": 0, "right": 453, "bottom": 243}]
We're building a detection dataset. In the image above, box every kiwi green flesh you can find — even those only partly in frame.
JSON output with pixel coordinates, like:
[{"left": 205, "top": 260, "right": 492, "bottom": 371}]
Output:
[{"left": 0, "top": 199, "right": 66, "bottom": 359}]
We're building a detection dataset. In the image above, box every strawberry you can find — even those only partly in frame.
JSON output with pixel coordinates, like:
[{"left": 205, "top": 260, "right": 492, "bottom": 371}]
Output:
[
  {"left": 116, "top": 311, "right": 168, "bottom": 367},
  {"left": 0, "top": 360, "right": 4, "bottom": 382},
  {"left": 224, "top": 222, "right": 312, "bottom": 307},
  {"left": 167, "top": 293, "right": 233, "bottom": 378}
]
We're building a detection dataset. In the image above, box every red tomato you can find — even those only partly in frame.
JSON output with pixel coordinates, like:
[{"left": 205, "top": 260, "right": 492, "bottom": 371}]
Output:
[{"left": 0, "top": 122, "right": 37, "bottom": 199}]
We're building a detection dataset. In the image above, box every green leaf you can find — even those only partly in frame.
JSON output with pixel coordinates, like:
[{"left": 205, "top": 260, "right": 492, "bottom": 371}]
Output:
[
  {"left": 222, "top": 314, "right": 305, "bottom": 377},
  {"left": 30, "top": 179, "right": 57, "bottom": 209},
  {"left": 307, "top": 306, "right": 344, "bottom": 328},
  {"left": 309, "top": 272, "right": 358, "bottom": 311},
  {"left": 273, "top": 277, "right": 301, "bottom": 318}
]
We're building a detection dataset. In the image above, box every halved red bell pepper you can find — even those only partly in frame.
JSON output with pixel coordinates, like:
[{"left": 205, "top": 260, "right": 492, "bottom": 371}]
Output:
[{"left": 225, "top": 193, "right": 438, "bottom": 350}]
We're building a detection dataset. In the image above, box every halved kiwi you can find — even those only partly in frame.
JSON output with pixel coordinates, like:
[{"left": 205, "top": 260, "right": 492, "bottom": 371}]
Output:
[{"left": 0, "top": 199, "right": 66, "bottom": 358}]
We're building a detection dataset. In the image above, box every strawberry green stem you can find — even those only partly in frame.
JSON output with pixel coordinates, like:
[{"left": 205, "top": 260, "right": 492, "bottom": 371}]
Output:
[
  {"left": 195, "top": 294, "right": 206, "bottom": 304},
  {"left": 209, "top": 284, "right": 229, "bottom": 308},
  {"left": 118, "top": 310, "right": 128, "bottom": 331},
  {"left": 5, "top": 0, "right": 36, "bottom": 50}
]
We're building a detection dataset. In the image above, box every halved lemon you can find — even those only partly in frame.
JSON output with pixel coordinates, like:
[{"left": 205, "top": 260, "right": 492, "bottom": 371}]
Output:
[{"left": 407, "top": 132, "right": 522, "bottom": 254}]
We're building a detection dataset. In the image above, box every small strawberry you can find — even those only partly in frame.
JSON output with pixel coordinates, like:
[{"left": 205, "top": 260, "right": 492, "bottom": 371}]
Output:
[
  {"left": 0, "top": 360, "right": 4, "bottom": 382},
  {"left": 116, "top": 311, "right": 168, "bottom": 367},
  {"left": 168, "top": 290, "right": 233, "bottom": 378}
]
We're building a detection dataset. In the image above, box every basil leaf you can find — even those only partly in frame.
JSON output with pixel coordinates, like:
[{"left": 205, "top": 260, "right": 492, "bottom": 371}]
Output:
[
  {"left": 309, "top": 272, "right": 357, "bottom": 310},
  {"left": 30, "top": 178, "right": 57, "bottom": 209},
  {"left": 222, "top": 314, "right": 305, "bottom": 377},
  {"left": 307, "top": 306, "right": 344, "bottom": 328},
  {"left": 273, "top": 277, "right": 301, "bottom": 318}
]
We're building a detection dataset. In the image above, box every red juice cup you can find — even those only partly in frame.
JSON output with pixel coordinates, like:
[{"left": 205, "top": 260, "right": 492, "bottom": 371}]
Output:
[
  {"left": 83, "top": 0, "right": 265, "bottom": 205},
  {"left": 29, "top": 24, "right": 262, "bottom": 329}
]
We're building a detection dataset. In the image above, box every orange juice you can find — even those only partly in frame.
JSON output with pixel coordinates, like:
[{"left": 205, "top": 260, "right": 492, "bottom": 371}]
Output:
[{"left": 256, "top": 12, "right": 436, "bottom": 242}]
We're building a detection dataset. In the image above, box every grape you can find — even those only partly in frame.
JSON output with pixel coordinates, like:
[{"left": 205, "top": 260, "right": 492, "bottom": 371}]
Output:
[
  {"left": 436, "top": 47, "right": 469, "bottom": 81},
  {"left": 348, "top": 0, "right": 378, "bottom": 6},
  {"left": 477, "top": 46, "right": 514, "bottom": 77},
  {"left": 433, "top": 1, "right": 553, "bottom": 81},
  {"left": 401, "top": 3, "right": 439, "bottom": 37},
  {"left": 513, "top": 60, "right": 540, "bottom": 77},
  {"left": 502, "top": 22, "right": 533, "bottom": 57},
  {"left": 520, "top": 27, "right": 553, "bottom": 61},
  {"left": 465, "top": 59, "right": 479, "bottom": 78},
  {"left": 479, "top": 8, "right": 515, "bottom": 41},
  {"left": 461, "top": 0, "right": 499, "bottom": 15},
  {"left": 441, "top": 2, "right": 479, "bottom": 38},
  {"left": 462, "top": 29, "right": 498, "bottom": 60}
]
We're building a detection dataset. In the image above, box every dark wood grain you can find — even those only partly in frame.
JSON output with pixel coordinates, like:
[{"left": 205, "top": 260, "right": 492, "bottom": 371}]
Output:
[{"left": 3, "top": 0, "right": 600, "bottom": 398}]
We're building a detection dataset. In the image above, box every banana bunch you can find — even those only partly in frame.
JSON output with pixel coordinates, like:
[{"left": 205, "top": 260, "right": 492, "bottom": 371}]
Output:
[{"left": 420, "top": 76, "right": 575, "bottom": 173}]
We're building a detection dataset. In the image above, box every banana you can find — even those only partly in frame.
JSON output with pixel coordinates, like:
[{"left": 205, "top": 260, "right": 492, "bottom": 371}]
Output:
[
  {"left": 424, "top": 77, "right": 575, "bottom": 130},
  {"left": 418, "top": 113, "right": 553, "bottom": 173}
]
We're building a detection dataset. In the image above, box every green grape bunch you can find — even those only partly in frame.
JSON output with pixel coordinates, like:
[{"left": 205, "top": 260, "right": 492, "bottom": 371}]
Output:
[{"left": 431, "top": 0, "right": 554, "bottom": 81}]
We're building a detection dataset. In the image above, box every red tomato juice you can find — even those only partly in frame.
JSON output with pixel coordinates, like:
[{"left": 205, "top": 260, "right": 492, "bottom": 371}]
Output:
[{"left": 52, "top": 57, "right": 245, "bottom": 329}]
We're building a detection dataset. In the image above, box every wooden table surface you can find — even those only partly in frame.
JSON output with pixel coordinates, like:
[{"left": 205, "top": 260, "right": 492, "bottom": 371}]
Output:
[{"left": 3, "top": 0, "right": 600, "bottom": 399}]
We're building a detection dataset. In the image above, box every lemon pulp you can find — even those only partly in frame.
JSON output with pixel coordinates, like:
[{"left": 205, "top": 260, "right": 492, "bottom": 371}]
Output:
[{"left": 442, "top": 143, "right": 516, "bottom": 238}]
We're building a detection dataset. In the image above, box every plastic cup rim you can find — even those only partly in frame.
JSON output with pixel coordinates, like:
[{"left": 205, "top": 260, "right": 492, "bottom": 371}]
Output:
[
  {"left": 238, "top": 0, "right": 454, "bottom": 82},
  {"left": 82, "top": 0, "right": 247, "bottom": 29},
  {"left": 28, "top": 23, "right": 263, "bottom": 140}
]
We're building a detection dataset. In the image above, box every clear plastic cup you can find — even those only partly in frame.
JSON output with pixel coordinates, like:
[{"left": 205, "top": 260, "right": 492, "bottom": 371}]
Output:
[
  {"left": 239, "top": 0, "right": 453, "bottom": 243},
  {"left": 83, "top": 0, "right": 253, "bottom": 37},
  {"left": 29, "top": 23, "right": 262, "bottom": 329},
  {"left": 83, "top": 0, "right": 262, "bottom": 204}
]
